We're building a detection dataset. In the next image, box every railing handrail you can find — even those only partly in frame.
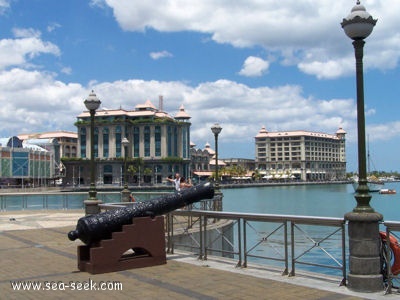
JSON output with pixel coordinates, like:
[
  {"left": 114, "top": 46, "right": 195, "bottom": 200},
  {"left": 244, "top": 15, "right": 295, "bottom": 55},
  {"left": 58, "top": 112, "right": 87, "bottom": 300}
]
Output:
[
  {"left": 383, "top": 220, "right": 400, "bottom": 231},
  {"left": 172, "top": 209, "right": 344, "bottom": 225}
]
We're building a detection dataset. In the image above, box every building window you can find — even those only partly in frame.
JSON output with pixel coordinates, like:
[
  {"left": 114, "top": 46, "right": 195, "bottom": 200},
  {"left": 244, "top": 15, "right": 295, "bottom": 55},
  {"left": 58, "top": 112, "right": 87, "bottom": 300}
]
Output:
[
  {"left": 155, "top": 126, "right": 161, "bottom": 157},
  {"left": 168, "top": 126, "right": 172, "bottom": 156},
  {"left": 103, "top": 127, "right": 109, "bottom": 158},
  {"left": 144, "top": 126, "right": 150, "bottom": 157},
  {"left": 80, "top": 127, "right": 86, "bottom": 158},
  {"left": 116, "top": 125, "right": 122, "bottom": 158},
  {"left": 182, "top": 126, "right": 188, "bottom": 158},
  {"left": 133, "top": 127, "right": 139, "bottom": 157}
]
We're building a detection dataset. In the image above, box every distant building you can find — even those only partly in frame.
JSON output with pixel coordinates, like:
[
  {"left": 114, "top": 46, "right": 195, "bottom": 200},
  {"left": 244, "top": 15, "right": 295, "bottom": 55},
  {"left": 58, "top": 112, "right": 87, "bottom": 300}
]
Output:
[
  {"left": 190, "top": 142, "right": 226, "bottom": 181},
  {"left": 255, "top": 127, "right": 346, "bottom": 181},
  {"left": 0, "top": 136, "right": 54, "bottom": 187},
  {"left": 222, "top": 158, "right": 255, "bottom": 172},
  {"left": 63, "top": 93, "right": 191, "bottom": 186},
  {"left": 18, "top": 131, "right": 78, "bottom": 158}
]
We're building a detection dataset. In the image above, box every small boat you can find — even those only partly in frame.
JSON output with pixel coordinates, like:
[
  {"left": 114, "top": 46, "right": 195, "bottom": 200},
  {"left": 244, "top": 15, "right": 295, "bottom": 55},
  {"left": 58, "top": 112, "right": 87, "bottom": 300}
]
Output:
[{"left": 379, "top": 189, "right": 396, "bottom": 195}]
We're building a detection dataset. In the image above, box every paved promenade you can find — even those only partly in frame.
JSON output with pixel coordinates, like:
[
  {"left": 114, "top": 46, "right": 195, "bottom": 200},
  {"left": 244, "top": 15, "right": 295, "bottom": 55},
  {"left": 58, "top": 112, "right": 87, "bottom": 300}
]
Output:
[{"left": 0, "top": 210, "right": 396, "bottom": 299}]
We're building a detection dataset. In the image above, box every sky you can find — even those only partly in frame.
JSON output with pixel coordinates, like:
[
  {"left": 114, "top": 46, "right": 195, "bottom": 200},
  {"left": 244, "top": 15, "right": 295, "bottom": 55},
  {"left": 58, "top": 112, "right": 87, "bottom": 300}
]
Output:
[{"left": 0, "top": 0, "right": 399, "bottom": 172}]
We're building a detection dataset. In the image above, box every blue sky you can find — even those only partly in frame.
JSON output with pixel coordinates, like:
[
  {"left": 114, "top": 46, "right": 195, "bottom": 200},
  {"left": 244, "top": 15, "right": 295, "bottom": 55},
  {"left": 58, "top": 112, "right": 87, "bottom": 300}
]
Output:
[{"left": 0, "top": 0, "right": 400, "bottom": 172}]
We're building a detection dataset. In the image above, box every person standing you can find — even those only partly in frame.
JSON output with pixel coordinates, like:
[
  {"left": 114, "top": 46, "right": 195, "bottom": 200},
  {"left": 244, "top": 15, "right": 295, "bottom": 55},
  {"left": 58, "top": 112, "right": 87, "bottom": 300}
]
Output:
[
  {"left": 166, "top": 173, "right": 181, "bottom": 191},
  {"left": 179, "top": 177, "right": 192, "bottom": 190}
]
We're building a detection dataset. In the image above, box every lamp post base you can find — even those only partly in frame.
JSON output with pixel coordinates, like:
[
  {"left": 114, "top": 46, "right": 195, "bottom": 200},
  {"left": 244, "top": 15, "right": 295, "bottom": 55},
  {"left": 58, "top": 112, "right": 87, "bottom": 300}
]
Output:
[
  {"left": 84, "top": 199, "right": 102, "bottom": 215},
  {"left": 121, "top": 188, "right": 131, "bottom": 202},
  {"left": 345, "top": 211, "right": 384, "bottom": 292}
]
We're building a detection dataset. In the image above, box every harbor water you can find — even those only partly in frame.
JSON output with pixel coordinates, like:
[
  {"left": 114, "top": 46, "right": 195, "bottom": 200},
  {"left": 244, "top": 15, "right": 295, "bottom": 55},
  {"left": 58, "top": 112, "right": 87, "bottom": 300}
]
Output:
[{"left": 222, "top": 182, "right": 400, "bottom": 222}]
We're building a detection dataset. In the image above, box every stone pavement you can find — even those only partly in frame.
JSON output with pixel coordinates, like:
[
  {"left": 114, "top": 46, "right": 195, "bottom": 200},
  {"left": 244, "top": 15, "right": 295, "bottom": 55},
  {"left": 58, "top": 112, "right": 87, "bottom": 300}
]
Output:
[{"left": 0, "top": 210, "right": 396, "bottom": 299}]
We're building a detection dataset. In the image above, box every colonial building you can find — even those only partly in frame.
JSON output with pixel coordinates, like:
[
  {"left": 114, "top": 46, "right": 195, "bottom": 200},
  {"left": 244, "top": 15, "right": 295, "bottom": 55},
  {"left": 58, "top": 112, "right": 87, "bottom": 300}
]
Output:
[
  {"left": 64, "top": 93, "right": 191, "bottom": 186},
  {"left": 190, "top": 142, "right": 227, "bottom": 182},
  {"left": 255, "top": 126, "right": 346, "bottom": 181}
]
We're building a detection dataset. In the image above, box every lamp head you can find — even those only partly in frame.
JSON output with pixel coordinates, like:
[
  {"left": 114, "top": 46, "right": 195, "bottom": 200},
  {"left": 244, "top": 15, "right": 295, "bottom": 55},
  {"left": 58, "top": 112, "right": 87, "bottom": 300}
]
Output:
[
  {"left": 341, "top": 1, "right": 377, "bottom": 40},
  {"left": 84, "top": 90, "right": 101, "bottom": 111},
  {"left": 121, "top": 137, "right": 129, "bottom": 147},
  {"left": 211, "top": 123, "right": 222, "bottom": 136}
]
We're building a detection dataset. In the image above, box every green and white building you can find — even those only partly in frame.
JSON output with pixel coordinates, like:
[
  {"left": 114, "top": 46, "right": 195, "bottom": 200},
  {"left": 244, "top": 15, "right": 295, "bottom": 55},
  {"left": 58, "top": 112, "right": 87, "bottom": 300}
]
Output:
[{"left": 64, "top": 94, "right": 192, "bottom": 186}]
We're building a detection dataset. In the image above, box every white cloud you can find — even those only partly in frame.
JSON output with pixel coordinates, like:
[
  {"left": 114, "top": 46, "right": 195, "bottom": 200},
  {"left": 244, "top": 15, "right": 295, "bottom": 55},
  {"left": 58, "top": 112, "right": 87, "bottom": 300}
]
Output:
[
  {"left": 0, "top": 68, "right": 359, "bottom": 144},
  {"left": 0, "top": 68, "right": 85, "bottom": 134},
  {"left": 149, "top": 50, "right": 173, "bottom": 60},
  {"left": 0, "top": 29, "right": 60, "bottom": 70},
  {"left": 47, "top": 22, "right": 61, "bottom": 33},
  {"left": 102, "top": 0, "right": 400, "bottom": 80},
  {"left": 239, "top": 56, "right": 269, "bottom": 77},
  {"left": 61, "top": 67, "right": 72, "bottom": 75},
  {"left": 13, "top": 28, "right": 42, "bottom": 39},
  {"left": 367, "top": 122, "right": 400, "bottom": 142},
  {"left": 0, "top": 0, "right": 10, "bottom": 15}
]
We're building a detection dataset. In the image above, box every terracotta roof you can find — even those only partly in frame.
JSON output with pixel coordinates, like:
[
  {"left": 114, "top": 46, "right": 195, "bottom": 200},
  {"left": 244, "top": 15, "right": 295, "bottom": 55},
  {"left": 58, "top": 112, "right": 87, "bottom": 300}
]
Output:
[
  {"left": 18, "top": 131, "right": 77, "bottom": 139},
  {"left": 175, "top": 105, "right": 191, "bottom": 119},
  {"left": 255, "top": 127, "right": 341, "bottom": 139}
]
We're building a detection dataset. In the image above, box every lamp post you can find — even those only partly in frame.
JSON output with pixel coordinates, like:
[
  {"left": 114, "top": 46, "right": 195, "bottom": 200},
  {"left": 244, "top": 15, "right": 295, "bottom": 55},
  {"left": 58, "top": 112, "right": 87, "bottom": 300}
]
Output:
[
  {"left": 341, "top": 1, "right": 383, "bottom": 292},
  {"left": 121, "top": 137, "right": 130, "bottom": 202},
  {"left": 211, "top": 123, "right": 222, "bottom": 190},
  {"left": 84, "top": 90, "right": 101, "bottom": 215}
]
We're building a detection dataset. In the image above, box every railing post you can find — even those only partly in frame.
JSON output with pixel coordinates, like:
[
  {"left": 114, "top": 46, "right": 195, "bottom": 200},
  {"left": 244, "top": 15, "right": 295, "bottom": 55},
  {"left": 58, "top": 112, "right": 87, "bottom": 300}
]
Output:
[
  {"left": 283, "top": 221, "right": 288, "bottom": 275},
  {"left": 198, "top": 215, "right": 203, "bottom": 260},
  {"left": 204, "top": 216, "right": 208, "bottom": 260},
  {"left": 341, "top": 221, "right": 347, "bottom": 286},
  {"left": 290, "top": 221, "right": 295, "bottom": 276},
  {"left": 243, "top": 219, "right": 247, "bottom": 268},
  {"left": 238, "top": 217, "right": 242, "bottom": 267},
  {"left": 385, "top": 227, "right": 392, "bottom": 294}
]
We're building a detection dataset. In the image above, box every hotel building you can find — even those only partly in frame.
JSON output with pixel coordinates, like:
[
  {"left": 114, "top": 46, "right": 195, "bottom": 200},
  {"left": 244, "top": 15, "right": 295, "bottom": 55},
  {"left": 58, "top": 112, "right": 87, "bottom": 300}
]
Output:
[
  {"left": 255, "top": 126, "right": 346, "bottom": 181},
  {"left": 63, "top": 94, "right": 191, "bottom": 186}
]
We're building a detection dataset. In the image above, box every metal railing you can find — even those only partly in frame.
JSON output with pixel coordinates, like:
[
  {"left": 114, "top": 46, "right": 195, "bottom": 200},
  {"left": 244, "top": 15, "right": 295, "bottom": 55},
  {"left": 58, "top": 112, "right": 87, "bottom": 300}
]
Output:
[
  {"left": 166, "top": 210, "right": 347, "bottom": 285},
  {"left": 382, "top": 221, "right": 400, "bottom": 294}
]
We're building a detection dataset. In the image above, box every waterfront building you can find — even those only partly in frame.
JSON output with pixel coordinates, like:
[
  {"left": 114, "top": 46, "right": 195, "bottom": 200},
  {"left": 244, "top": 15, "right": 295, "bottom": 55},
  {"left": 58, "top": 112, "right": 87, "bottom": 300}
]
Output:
[
  {"left": 63, "top": 96, "right": 191, "bottom": 186},
  {"left": 190, "top": 142, "right": 227, "bottom": 181},
  {"left": 18, "top": 131, "right": 78, "bottom": 158},
  {"left": 222, "top": 158, "right": 255, "bottom": 172},
  {"left": 0, "top": 136, "right": 54, "bottom": 187},
  {"left": 255, "top": 126, "right": 346, "bottom": 181}
]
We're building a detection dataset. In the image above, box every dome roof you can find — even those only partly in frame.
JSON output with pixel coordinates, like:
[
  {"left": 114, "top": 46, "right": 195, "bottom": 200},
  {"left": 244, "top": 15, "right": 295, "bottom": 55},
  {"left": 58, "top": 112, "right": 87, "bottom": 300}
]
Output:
[
  {"left": 175, "top": 105, "right": 191, "bottom": 119},
  {"left": 336, "top": 127, "right": 346, "bottom": 134}
]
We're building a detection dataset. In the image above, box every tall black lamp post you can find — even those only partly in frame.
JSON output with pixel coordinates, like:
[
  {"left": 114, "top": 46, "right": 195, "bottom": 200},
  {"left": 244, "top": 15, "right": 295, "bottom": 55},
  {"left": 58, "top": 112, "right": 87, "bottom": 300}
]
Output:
[
  {"left": 84, "top": 90, "right": 101, "bottom": 215},
  {"left": 121, "top": 137, "right": 130, "bottom": 202},
  {"left": 341, "top": 1, "right": 383, "bottom": 292},
  {"left": 211, "top": 123, "right": 222, "bottom": 190}
]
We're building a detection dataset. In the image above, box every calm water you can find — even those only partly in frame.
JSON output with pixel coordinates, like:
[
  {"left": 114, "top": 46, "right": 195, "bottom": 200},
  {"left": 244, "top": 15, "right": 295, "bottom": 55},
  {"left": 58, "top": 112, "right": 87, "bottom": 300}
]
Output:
[{"left": 222, "top": 182, "right": 400, "bottom": 222}]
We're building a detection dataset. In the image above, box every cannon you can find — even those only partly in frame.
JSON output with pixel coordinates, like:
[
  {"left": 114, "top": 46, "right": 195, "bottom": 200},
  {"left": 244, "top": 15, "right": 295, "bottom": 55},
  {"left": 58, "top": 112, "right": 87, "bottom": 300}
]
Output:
[{"left": 68, "top": 183, "right": 214, "bottom": 245}]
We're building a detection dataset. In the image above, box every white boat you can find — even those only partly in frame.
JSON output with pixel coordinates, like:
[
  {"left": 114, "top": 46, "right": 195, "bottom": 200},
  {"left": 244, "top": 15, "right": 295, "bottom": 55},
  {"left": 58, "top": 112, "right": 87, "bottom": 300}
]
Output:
[{"left": 379, "top": 189, "right": 396, "bottom": 195}]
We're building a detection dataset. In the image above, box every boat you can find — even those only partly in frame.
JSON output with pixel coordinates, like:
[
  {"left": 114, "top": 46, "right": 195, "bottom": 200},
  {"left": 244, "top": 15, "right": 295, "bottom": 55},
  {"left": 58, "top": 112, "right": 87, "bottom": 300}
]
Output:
[{"left": 379, "top": 189, "right": 396, "bottom": 195}]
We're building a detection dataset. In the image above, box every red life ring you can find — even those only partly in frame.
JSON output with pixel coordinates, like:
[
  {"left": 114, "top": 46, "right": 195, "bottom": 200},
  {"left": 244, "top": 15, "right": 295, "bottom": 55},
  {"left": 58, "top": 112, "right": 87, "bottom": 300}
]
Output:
[{"left": 380, "top": 231, "right": 400, "bottom": 275}]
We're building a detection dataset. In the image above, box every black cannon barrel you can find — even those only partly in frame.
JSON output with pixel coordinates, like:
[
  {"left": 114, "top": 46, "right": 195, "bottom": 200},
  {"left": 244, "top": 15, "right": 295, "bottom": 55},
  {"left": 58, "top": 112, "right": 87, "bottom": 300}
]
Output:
[{"left": 68, "top": 183, "right": 214, "bottom": 245}]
